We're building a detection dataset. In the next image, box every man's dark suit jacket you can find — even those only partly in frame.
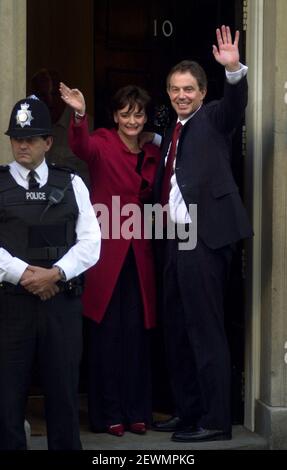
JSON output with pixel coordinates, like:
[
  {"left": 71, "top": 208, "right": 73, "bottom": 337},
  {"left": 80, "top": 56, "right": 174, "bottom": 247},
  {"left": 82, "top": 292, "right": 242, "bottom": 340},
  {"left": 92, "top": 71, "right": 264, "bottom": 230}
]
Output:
[{"left": 154, "top": 76, "right": 253, "bottom": 249}]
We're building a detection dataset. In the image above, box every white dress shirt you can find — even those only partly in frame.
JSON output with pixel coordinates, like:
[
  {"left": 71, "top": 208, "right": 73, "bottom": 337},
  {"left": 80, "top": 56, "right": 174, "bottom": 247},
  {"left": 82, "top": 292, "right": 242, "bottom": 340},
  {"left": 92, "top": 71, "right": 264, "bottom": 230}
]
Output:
[{"left": 0, "top": 159, "right": 101, "bottom": 284}]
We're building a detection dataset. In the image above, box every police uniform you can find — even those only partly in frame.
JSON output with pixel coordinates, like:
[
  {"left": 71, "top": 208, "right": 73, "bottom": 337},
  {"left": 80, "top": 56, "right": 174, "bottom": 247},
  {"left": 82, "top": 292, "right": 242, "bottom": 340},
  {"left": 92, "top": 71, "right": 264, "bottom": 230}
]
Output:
[{"left": 0, "top": 97, "right": 101, "bottom": 450}]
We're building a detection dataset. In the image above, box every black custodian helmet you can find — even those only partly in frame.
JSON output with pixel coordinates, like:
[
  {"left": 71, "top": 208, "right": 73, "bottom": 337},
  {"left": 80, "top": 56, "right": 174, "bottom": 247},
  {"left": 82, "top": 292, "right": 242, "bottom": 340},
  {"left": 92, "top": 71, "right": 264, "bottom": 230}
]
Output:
[{"left": 5, "top": 96, "right": 52, "bottom": 138}]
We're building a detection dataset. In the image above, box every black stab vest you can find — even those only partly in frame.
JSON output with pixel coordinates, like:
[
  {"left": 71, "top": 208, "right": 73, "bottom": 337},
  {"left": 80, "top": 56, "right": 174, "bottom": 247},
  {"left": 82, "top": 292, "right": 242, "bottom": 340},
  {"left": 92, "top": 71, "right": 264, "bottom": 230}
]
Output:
[{"left": 0, "top": 165, "right": 78, "bottom": 268}]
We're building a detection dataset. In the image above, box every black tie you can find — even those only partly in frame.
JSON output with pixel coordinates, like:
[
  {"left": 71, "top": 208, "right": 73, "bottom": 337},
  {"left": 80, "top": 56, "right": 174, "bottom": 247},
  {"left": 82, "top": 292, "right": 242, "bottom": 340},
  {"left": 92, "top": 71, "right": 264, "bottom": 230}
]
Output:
[{"left": 28, "top": 170, "right": 40, "bottom": 190}]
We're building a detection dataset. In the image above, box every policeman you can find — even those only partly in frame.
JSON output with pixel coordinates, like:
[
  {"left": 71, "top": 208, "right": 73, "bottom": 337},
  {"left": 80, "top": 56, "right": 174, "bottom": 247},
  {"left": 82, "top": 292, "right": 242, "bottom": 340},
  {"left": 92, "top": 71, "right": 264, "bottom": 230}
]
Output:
[{"left": 0, "top": 96, "right": 101, "bottom": 449}]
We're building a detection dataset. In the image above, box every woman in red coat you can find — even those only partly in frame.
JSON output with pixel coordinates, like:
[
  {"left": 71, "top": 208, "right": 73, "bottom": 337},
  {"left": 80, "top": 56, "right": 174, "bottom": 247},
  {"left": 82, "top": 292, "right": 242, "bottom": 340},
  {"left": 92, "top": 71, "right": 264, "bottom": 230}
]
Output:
[{"left": 60, "top": 83, "right": 161, "bottom": 436}]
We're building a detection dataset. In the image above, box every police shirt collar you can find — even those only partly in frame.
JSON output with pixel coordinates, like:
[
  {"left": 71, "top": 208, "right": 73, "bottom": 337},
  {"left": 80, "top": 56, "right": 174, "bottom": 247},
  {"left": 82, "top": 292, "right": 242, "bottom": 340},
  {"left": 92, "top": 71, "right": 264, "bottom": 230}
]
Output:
[{"left": 13, "top": 159, "right": 48, "bottom": 186}]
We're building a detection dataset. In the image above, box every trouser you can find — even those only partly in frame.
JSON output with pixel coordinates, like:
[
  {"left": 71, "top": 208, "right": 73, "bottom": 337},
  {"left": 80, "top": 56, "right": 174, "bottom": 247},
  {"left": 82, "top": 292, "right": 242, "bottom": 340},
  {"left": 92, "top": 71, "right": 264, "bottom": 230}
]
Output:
[
  {"left": 163, "top": 237, "right": 233, "bottom": 433},
  {"left": 88, "top": 248, "right": 152, "bottom": 430},
  {"left": 0, "top": 291, "right": 82, "bottom": 450}
]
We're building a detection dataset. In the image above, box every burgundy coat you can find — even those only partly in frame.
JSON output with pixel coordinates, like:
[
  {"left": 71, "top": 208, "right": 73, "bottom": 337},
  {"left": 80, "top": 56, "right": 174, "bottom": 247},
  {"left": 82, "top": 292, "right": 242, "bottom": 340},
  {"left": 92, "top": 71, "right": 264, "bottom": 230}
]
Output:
[{"left": 69, "top": 117, "right": 161, "bottom": 328}]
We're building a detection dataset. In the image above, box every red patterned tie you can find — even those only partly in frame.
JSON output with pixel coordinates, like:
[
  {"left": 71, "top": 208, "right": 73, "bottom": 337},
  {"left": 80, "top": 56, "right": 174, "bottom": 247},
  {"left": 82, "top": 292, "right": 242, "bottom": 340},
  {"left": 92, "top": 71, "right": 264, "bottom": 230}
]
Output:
[{"left": 161, "top": 121, "right": 182, "bottom": 206}]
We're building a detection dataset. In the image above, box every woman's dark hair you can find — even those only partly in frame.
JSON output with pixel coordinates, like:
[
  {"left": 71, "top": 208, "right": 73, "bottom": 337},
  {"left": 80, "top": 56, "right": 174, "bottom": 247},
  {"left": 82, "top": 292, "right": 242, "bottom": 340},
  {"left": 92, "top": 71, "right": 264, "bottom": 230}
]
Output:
[
  {"left": 111, "top": 85, "right": 151, "bottom": 113},
  {"left": 166, "top": 60, "right": 208, "bottom": 92}
]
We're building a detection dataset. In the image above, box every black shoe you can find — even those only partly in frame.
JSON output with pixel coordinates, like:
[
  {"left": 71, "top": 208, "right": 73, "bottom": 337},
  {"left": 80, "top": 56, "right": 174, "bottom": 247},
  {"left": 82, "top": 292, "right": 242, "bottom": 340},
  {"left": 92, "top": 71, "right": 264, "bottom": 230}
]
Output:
[
  {"left": 171, "top": 426, "right": 232, "bottom": 442},
  {"left": 152, "top": 416, "right": 185, "bottom": 432}
]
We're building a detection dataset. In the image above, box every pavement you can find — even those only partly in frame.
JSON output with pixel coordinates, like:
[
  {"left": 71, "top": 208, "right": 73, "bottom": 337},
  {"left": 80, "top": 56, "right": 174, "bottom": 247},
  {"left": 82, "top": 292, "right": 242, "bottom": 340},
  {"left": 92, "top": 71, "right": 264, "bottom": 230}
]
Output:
[
  {"left": 27, "top": 396, "right": 268, "bottom": 451},
  {"left": 30, "top": 425, "right": 267, "bottom": 450},
  {"left": 26, "top": 395, "right": 268, "bottom": 451}
]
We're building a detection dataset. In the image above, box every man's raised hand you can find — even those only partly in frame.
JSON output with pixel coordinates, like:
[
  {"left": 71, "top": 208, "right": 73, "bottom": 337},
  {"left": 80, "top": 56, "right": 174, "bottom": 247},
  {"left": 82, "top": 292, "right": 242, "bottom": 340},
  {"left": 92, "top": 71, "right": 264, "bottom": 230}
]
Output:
[{"left": 212, "top": 25, "right": 240, "bottom": 72}]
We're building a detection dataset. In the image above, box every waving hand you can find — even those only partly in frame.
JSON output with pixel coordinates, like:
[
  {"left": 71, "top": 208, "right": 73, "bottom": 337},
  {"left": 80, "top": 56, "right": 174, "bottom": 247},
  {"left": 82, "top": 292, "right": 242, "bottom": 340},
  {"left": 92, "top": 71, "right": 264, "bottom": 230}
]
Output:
[
  {"left": 59, "top": 82, "right": 86, "bottom": 115},
  {"left": 212, "top": 25, "right": 240, "bottom": 72}
]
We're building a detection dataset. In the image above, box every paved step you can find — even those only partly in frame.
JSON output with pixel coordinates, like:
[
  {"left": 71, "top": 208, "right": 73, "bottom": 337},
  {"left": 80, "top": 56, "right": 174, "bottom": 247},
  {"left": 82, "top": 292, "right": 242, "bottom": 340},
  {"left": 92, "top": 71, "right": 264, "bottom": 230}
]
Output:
[{"left": 30, "top": 425, "right": 268, "bottom": 450}]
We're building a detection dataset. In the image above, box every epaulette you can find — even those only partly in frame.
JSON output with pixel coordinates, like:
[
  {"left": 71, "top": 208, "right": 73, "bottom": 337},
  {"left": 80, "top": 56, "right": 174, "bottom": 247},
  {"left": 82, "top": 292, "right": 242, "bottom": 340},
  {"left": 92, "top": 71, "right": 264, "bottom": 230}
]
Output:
[
  {"left": 0, "top": 165, "right": 10, "bottom": 172},
  {"left": 47, "top": 163, "right": 75, "bottom": 174}
]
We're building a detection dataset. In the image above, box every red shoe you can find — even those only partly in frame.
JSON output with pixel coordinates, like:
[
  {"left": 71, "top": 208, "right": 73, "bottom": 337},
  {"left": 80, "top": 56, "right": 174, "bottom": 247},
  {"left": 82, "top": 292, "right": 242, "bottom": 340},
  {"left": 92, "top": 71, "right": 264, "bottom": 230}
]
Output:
[
  {"left": 106, "top": 424, "right": 125, "bottom": 437},
  {"left": 130, "top": 422, "right": 146, "bottom": 434}
]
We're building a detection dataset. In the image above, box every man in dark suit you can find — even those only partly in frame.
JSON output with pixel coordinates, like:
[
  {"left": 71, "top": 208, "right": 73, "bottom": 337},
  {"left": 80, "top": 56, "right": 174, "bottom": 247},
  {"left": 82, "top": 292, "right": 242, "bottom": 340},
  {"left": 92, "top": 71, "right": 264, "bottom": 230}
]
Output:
[{"left": 153, "top": 26, "right": 253, "bottom": 442}]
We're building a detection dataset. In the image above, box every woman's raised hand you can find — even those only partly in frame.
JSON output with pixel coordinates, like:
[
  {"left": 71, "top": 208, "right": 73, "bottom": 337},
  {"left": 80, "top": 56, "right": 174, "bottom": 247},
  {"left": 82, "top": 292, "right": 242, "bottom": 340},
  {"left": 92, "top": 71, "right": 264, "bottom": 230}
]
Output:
[{"left": 59, "top": 82, "right": 86, "bottom": 115}]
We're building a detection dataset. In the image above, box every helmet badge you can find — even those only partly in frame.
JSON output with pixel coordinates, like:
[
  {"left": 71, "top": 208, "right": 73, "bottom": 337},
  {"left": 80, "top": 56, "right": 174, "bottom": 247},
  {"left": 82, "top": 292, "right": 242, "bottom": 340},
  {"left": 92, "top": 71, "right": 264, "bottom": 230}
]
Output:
[{"left": 16, "top": 103, "right": 34, "bottom": 128}]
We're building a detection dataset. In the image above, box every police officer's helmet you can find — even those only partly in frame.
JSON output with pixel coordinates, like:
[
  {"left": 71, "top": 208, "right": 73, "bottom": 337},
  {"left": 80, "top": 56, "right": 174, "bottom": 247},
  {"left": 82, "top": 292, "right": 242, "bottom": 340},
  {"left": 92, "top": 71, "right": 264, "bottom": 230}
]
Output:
[{"left": 5, "top": 95, "right": 52, "bottom": 138}]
